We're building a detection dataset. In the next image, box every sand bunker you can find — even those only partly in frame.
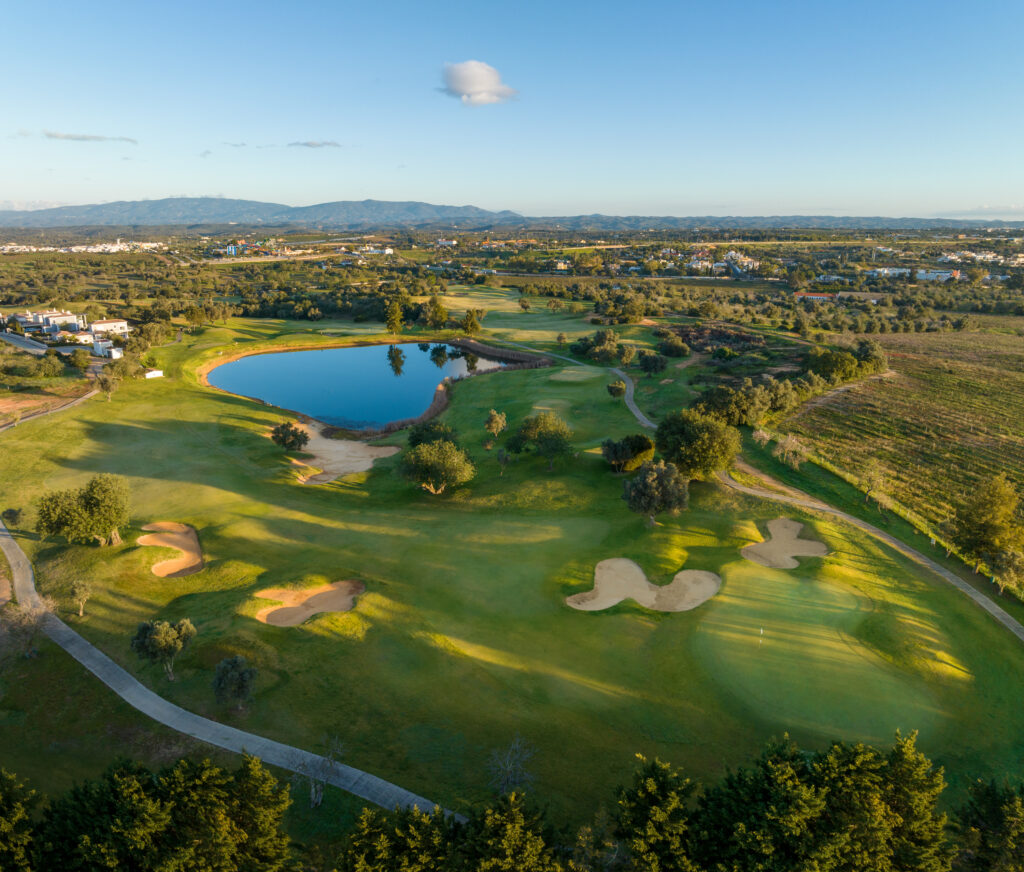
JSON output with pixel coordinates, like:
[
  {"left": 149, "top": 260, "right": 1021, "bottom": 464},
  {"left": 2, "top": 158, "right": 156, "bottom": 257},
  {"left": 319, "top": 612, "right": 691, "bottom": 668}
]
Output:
[
  {"left": 741, "top": 518, "right": 829, "bottom": 569},
  {"left": 567, "top": 558, "right": 721, "bottom": 612},
  {"left": 138, "top": 522, "right": 204, "bottom": 578},
  {"left": 659, "top": 378, "right": 674, "bottom": 384},
  {"left": 255, "top": 580, "right": 365, "bottom": 626},
  {"left": 293, "top": 422, "right": 399, "bottom": 484}
]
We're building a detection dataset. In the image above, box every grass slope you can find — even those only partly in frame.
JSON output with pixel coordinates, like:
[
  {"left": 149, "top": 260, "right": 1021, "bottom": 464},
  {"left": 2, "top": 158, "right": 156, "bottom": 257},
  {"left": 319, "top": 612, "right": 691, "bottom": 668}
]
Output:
[{"left": 1, "top": 315, "right": 1024, "bottom": 825}]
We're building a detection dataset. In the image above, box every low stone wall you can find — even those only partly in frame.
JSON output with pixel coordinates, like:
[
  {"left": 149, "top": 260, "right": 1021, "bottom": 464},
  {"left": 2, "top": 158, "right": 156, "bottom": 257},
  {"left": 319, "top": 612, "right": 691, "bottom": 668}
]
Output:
[{"left": 449, "top": 338, "right": 553, "bottom": 366}]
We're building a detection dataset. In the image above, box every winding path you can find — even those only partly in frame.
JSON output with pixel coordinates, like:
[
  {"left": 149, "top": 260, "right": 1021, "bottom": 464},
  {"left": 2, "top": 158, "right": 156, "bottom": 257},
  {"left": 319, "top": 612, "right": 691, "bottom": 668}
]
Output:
[
  {"left": 498, "top": 339, "right": 656, "bottom": 429},
  {"left": 580, "top": 346, "right": 1024, "bottom": 644},
  {"left": 0, "top": 522, "right": 443, "bottom": 813}
]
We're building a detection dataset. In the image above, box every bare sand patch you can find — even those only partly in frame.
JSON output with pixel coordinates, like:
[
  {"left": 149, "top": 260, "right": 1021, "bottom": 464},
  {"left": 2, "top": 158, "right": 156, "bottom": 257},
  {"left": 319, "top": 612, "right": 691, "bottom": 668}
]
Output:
[
  {"left": 659, "top": 378, "right": 674, "bottom": 384},
  {"left": 138, "top": 523, "right": 204, "bottom": 578},
  {"left": 638, "top": 318, "right": 659, "bottom": 326},
  {"left": 292, "top": 421, "right": 399, "bottom": 484},
  {"left": 255, "top": 580, "right": 365, "bottom": 626},
  {"left": 741, "top": 518, "right": 829, "bottom": 569},
  {"left": 566, "top": 558, "right": 721, "bottom": 612}
]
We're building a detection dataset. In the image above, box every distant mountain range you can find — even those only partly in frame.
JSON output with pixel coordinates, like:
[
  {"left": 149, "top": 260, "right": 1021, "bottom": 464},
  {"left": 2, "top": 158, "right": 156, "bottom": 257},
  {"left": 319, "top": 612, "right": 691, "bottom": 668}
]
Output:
[{"left": 0, "top": 197, "right": 1020, "bottom": 231}]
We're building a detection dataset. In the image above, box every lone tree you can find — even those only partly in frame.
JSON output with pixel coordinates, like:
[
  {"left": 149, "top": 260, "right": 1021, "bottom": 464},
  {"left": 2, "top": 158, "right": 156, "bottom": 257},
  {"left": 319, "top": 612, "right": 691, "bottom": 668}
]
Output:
[
  {"left": 508, "top": 411, "right": 574, "bottom": 470},
  {"left": 402, "top": 440, "right": 476, "bottom": 495},
  {"left": 639, "top": 351, "right": 668, "bottom": 377},
  {"left": 623, "top": 460, "right": 689, "bottom": 526},
  {"left": 655, "top": 409, "right": 741, "bottom": 479},
  {"left": 385, "top": 300, "right": 403, "bottom": 336},
  {"left": 95, "top": 373, "right": 119, "bottom": 402},
  {"left": 37, "top": 473, "right": 130, "bottom": 546},
  {"left": 408, "top": 420, "right": 456, "bottom": 448},
  {"left": 607, "top": 380, "right": 627, "bottom": 398},
  {"left": 213, "top": 655, "right": 258, "bottom": 709},
  {"left": 270, "top": 422, "right": 309, "bottom": 452},
  {"left": 130, "top": 618, "right": 196, "bottom": 681},
  {"left": 460, "top": 309, "right": 482, "bottom": 335},
  {"left": 954, "top": 473, "right": 1024, "bottom": 572},
  {"left": 70, "top": 578, "right": 93, "bottom": 618},
  {"left": 601, "top": 434, "right": 655, "bottom": 474},
  {"left": 485, "top": 409, "right": 507, "bottom": 439}
]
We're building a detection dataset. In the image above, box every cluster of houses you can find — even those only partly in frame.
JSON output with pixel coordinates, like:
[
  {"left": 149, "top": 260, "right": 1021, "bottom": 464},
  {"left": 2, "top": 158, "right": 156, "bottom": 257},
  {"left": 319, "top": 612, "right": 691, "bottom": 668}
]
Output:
[
  {"left": 3, "top": 309, "right": 130, "bottom": 358},
  {"left": 0, "top": 239, "right": 165, "bottom": 255}
]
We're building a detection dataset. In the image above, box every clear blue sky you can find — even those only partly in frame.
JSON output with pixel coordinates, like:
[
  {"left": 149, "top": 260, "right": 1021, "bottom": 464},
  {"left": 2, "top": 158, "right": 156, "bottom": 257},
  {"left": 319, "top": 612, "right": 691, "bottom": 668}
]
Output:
[{"left": 3, "top": 0, "right": 1022, "bottom": 217}]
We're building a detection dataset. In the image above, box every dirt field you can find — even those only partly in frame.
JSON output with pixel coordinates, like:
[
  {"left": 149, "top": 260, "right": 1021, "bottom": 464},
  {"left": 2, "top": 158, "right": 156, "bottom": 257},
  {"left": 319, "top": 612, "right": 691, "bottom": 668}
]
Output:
[
  {"left": 137, "top": 523, "right": 205, "bottom": 578},
  {"left": 566, "top": 558, "right": 721, "bottom": 612},
  {"left": 254, "top": 580, "right": 366, "bottom": 626},
  {"left": 741, "top": 518, "right": 829, "bottom": 569}
]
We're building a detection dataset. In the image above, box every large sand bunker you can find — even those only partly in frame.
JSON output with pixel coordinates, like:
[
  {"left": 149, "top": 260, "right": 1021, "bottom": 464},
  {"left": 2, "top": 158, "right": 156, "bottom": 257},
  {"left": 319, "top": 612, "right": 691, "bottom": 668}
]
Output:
[
  {"left": 293, "top": 422, "right": 399, "bottom": 484},
  {"left": 567, "top": 558, "right": 721, "bottom": 612},
  {"left": 255, "top": 580, "right": 365, "bottom": 626},
  {"left": 741, "top": 518, "right": 829, "bottom": 569},
  {"left": 138, "top": 522, "right": 204, "bottom": 578}
]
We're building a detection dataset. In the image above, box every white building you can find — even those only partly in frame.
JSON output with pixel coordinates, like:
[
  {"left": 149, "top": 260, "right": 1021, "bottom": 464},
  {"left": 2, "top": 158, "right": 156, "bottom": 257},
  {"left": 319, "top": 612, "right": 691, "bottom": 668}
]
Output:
[
  {"left": 92, "top": 339, "right": 123, "bottom": 359},
  {"left": 90, "top": 318, "right": 130, "bottom": 337}
]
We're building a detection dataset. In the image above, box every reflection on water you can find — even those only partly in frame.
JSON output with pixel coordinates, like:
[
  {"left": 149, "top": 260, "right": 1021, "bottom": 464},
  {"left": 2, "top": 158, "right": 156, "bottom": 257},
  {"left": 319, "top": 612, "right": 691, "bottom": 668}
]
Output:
[{"left": 208, "top": 342, "right": 503, "bottom": 429}]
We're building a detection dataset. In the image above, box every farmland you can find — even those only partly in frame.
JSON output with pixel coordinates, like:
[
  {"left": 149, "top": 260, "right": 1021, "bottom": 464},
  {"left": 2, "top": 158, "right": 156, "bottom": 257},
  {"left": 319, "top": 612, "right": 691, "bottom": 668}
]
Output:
[{"left": 777, "top": 330, "right": 1024, "bottom": 531}]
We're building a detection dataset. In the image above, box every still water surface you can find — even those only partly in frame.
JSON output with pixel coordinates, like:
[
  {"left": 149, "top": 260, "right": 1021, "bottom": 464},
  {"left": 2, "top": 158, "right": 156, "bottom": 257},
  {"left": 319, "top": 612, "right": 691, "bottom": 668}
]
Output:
[{"left": 207, "top": 342, "right": 502, "bottom": 429}]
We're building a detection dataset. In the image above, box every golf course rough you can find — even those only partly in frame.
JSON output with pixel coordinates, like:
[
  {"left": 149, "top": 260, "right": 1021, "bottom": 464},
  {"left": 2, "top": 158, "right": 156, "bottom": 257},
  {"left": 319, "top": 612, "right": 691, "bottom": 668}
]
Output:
[{"left": 5, "top": 318, "right": 1024, "bottom": 821}]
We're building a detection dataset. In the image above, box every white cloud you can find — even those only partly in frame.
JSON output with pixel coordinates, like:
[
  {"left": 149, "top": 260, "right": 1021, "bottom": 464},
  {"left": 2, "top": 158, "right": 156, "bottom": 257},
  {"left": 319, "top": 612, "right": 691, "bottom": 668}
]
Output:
[
  {"left": 43, "top": 130, "right": 137, "bottom": 145},
  {"left": 199, "top": 149, "right": 212, "bottom": 158},
  {"left": 441, "top": 60, "right": 517, "bottom": 105},
  {"left": 287, "top": 140, "right": 340, "bottom": 148}
]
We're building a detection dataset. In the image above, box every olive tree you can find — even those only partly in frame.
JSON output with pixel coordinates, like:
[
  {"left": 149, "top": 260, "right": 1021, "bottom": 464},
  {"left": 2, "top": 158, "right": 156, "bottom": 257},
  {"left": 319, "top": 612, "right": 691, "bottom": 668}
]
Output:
[
  {"left": 655, "top": 410, "right": 741, "bottom": 479},
  {"left": 485, "top": 409, "right": 507, "bottom": 438},
  {"left": 622, "top": 461, "right": 689, "bottom": 526},
  {"left": 402, "top": 441, "right": 476, "bottom": 495},
  {"left": 213, "top": 655, "right": 258, "bottom": 709},
  {"left": 508, "top": 412, "right": 574, "bottom": 470},
  {"left": 130, "top": 619, "right": 197, "bottom": 680},
  {"left": 36, "top": 473, "right": 130, "bottom": 546},
  {"left": 607, "top": 380, "right": 627, "bottom": 398},
  {"left": 270, "top": 422, "right": 309, "bottom": 451}
]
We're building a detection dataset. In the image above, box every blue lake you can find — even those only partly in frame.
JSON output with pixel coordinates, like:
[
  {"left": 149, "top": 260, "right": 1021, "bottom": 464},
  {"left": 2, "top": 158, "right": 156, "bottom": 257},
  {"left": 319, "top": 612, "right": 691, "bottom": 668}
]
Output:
[{"left": 207, "top": 342, "right": 503, "bottom": 429}]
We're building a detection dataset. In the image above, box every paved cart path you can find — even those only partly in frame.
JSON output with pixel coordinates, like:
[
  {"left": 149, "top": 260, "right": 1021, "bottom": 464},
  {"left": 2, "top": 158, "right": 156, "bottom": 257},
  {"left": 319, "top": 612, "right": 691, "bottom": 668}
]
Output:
[{"left": 0, "top": 521, "right": 445, "bottom": 813}]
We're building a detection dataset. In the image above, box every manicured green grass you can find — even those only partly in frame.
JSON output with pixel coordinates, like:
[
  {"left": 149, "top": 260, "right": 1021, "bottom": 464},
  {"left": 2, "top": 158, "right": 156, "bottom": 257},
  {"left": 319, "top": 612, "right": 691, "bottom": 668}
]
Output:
[{"left": 3, "top": 318, "right": 1024, "bottom": 827}]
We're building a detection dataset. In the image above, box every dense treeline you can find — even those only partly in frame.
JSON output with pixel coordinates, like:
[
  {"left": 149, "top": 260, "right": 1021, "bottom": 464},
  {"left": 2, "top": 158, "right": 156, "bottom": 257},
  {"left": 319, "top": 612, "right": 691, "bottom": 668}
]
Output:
[{"left": 4, "top": 735, "right": 1021, "bottom": 871}]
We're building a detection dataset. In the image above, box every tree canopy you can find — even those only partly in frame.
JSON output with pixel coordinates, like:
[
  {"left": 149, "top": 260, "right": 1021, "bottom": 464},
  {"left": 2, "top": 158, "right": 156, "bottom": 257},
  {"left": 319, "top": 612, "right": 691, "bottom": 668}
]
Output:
[
  {"left": 508, "top": 412, "right": 574, "bottom": 470},
  {"left": 655, "top": 410, "right": 741, "bottom": 479},
  {"left": 130, "top": 618, "right": 197, "bottom": 680},
  {"left": 36, "top": 473, "right": 130, "bottom": 547},
  {"left": 270, "top": 421, "right": 309, "bottom": 451},
  {"left": 402, "top": 440, "right": 476, "bottom": 495},
  {"left": 622, "top": 460, "right": 689, "bottom": 525}
]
